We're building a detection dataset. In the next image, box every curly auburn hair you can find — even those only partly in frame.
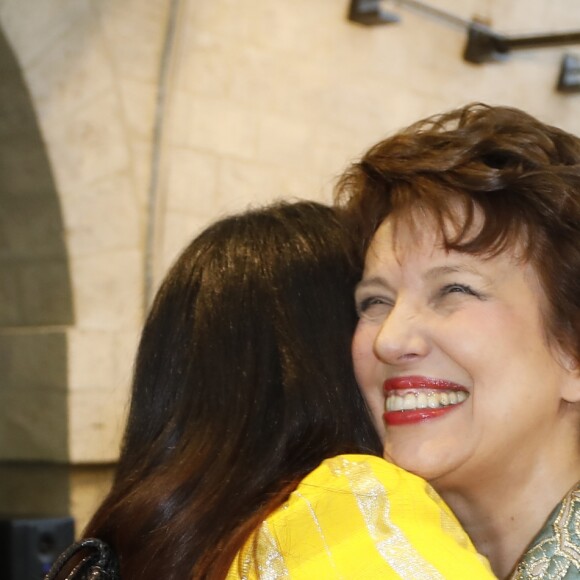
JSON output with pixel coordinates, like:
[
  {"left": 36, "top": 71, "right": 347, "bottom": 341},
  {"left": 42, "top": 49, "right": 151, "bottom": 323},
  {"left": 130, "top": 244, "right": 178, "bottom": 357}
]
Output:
[{"left": 336, "top": 103, "right": 580, "bottom": 363}]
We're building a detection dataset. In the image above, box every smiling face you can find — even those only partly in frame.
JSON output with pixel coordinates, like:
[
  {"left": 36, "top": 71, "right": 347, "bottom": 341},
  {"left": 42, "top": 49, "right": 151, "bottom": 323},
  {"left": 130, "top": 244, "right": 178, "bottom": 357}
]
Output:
[{"left": 353, "top": 213, "right": 580, "bottom": 493}]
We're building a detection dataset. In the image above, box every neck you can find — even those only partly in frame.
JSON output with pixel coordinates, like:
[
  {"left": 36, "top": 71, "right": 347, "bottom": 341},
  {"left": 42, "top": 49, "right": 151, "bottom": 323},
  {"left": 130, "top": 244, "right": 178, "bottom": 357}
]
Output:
[{"left": 435, "top": 459, "right": 580, "bottom": 579}]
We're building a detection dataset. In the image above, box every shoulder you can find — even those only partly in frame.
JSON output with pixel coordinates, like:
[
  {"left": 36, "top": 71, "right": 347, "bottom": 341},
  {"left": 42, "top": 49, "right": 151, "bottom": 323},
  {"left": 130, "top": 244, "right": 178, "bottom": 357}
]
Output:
[
  {"left": 227, "top": 454, "right": 495, "bottom": 579},
  {"left": 297, "top": 453, "right": 437, "bottom": 496},
  {"left": 285, "top": 454, "right": 482, "bottom": 559},
  {"left": 285, "top": 453, "right": 441, "bottom": 518},
  {"left": 512, "top": 482, "right": 580, "bottom": 579}
]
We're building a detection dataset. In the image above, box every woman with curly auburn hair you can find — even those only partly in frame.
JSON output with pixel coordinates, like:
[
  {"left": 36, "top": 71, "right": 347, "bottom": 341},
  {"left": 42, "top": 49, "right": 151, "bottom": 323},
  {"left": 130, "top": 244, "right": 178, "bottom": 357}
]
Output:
[{"left": 337, "top": 103, "right": 580, "bottom": 579}]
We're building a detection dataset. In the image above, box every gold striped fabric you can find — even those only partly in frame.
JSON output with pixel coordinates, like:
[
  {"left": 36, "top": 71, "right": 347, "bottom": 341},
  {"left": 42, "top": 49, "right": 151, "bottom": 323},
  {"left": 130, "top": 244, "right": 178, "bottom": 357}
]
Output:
[{"left": 227, "top": 454, "right": 496, "bottom": 579}]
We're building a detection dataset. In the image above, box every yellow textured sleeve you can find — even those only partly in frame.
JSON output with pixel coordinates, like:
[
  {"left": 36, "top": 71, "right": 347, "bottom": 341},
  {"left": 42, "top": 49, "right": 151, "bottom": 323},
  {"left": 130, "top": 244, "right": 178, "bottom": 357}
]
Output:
[{"left": 227, "top": 454, "right": 496, "bottom": 579}]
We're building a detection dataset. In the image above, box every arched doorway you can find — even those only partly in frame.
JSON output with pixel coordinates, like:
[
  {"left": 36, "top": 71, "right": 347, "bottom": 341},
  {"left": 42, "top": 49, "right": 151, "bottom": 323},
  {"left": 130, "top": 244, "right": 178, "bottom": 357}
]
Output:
[{"left": 0, "top": 23, "right": 73, "bottom": 515}]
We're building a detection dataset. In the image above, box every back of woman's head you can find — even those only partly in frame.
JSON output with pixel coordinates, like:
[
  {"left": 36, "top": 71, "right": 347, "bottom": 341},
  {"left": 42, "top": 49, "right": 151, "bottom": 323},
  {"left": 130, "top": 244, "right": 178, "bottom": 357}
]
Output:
[
  {"left": 336, "top": 103, "right": 580, "bottom": 363},
  {"left": 85, "top": 200, "right": 381, "bottom": 579}
]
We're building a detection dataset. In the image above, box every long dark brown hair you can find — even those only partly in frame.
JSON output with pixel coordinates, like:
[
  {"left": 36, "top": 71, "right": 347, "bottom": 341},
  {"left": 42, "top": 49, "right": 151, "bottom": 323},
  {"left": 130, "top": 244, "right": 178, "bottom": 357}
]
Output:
[
  {"left": 336, "top": 103, "right": 580, "bottom": 363},
  {"left": 84, "top": 201, "right": 382, "bottom": 578}
]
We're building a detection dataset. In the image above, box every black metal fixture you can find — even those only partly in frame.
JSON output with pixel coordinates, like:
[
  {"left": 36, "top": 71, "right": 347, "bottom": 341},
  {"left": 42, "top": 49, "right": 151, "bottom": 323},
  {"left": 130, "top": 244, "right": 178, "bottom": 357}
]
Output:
[
  {"left": 558, "top": 54, "right": 580, "bottom": 93},
  {"left": 347, "top": 0, "right": 580, "bottom": 93},
  {"left": 348, "top": 0, "right": 471, "bottom": 31},
  {"left": 464, "top": 24, "right": 580, "bottom": 64},
  {"left": 348, "top": 0, "right": 399, "bottom": 25}
]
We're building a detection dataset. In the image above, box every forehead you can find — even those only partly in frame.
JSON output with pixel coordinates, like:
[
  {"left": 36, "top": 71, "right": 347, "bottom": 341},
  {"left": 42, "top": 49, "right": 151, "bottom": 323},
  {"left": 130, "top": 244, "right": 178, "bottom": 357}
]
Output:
[
  {"left": 369, "top": 200, "right": 529, "bottom": 260},
  {"left": 364, "top": 213, "right": 522, "bottom": 280},
  {"left": 367, "top": 213, "right": 445, "bottom": 265}
]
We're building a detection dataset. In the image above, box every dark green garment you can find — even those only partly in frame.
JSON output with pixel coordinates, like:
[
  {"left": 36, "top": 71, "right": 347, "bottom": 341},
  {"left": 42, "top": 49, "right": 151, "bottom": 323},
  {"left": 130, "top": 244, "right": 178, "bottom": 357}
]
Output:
[{"left": 512, "top": 483, "right": 580, "bottom": 579}]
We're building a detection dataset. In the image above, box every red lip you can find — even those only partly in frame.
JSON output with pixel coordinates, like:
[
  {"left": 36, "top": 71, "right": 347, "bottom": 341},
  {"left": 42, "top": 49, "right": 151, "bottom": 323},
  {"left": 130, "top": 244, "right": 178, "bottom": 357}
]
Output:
[
  {"left": 383, "top": 375, "right": 465, "bottom": 394},
  {"left": 383, "top": 376, "right": 468, "bottom": 426}
]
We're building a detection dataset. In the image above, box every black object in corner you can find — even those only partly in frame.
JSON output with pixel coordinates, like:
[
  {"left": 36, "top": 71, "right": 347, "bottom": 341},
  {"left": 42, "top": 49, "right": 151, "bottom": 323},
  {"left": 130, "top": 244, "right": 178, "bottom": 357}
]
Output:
[{"left": 0, "top": 516, "right": 74, "bottom": 580}]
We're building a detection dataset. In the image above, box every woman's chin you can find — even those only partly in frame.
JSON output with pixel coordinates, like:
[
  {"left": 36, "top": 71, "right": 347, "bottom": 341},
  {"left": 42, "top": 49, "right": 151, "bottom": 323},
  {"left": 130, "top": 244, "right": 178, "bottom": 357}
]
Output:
[
  {"left": 395, "top": 459, "right": 446, "bottom": 481},
  {"left": 385, "top": 444, "right": 469, "bottom": 485}
]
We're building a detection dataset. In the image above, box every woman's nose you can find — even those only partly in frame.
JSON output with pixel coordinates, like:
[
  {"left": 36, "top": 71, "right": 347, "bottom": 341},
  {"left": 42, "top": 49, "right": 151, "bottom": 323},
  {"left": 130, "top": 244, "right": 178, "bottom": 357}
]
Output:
[{"left": 373, "top": 301, "right": 430, "bottom": 365}]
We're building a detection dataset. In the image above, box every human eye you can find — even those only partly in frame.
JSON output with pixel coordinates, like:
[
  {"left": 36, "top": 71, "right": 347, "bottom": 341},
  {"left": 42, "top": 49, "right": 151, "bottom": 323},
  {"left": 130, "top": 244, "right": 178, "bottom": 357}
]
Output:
[
  {"left": 439, "top": 283, "right": 481, "bottom": 299},
  {"left": 355, "top": 295, "right": 393, "bottom": 321}
]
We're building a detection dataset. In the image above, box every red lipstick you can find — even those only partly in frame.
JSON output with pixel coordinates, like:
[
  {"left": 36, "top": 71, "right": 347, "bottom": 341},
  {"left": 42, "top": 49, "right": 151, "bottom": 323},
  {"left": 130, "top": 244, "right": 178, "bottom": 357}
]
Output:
[
  {"left": 383, "top": 376, "right": 468, "bottom": 426},
  {"left": 384, "top": 376, "right": 465, "bottom": 392}
]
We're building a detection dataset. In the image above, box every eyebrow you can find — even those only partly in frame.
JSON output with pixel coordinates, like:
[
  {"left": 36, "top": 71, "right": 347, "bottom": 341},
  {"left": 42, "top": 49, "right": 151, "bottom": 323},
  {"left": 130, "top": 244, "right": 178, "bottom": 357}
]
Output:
[
  {"left": 355, "top": 276, "right": 393, "bottom": 293},
  {"left": 423, "top": 264, "right": 485, "bottom": 280},
  {"left": 356, "top": 264, "right": 489, "bottom": 292}
]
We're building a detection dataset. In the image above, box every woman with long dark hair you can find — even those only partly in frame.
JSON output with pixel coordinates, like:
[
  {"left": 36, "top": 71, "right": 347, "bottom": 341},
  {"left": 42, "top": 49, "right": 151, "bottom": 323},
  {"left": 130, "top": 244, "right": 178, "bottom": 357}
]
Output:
[{"left": 48, "top": 201, "right": 494, "bottom": 579}]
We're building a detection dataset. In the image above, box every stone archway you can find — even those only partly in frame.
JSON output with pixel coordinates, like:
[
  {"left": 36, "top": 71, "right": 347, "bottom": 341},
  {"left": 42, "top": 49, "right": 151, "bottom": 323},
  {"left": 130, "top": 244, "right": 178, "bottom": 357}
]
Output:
[
  {"left": 0, "top": 22, "right": 74, "bottom": 517},
  {"left": 0, "top": 24, "right": 73, "bottom": 462}
]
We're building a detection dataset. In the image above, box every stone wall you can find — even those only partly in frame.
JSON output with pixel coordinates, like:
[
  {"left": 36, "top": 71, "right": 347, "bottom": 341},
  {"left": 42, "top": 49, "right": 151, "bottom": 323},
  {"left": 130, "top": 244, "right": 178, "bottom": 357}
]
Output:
[{"left": 1, "top": 0, "right": 578, "bottom": 532}]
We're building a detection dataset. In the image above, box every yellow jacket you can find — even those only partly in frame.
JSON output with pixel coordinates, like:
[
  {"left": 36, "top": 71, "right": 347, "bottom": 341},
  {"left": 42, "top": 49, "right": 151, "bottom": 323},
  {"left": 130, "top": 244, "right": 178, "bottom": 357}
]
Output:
[{"left": 227, "top": 454, "right": 495, "bottom": 579}]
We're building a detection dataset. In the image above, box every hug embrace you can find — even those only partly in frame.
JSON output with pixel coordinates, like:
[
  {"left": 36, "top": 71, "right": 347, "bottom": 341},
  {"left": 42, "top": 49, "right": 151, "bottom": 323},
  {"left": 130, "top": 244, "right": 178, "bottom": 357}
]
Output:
[{"left": 48, "top": 103, "right": 580, "bottom": 580}]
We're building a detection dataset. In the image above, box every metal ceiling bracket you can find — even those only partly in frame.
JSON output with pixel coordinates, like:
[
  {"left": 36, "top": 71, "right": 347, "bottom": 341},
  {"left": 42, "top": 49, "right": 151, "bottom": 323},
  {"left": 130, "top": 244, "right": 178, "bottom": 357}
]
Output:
[
  {"left": 463, "top": 24, "right": 509, "bottom": 64},
  {"left": 464, "top": 24, "right": 580, "bottom": 64},
  {"left": 347, "top": 0, "right": 580, "bottom": 95},
  {"left": 347, "top": 0, "right": 400, "bottom": 26},
  {"left": 557, "top": 53, "right": 580, "bottom": 93}
]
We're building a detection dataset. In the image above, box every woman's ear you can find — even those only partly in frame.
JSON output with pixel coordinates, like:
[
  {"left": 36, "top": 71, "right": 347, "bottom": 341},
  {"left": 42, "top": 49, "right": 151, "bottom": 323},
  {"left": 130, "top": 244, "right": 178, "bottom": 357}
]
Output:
[{"left": 560, "top": 355, "right": 580, "bottom": 403}]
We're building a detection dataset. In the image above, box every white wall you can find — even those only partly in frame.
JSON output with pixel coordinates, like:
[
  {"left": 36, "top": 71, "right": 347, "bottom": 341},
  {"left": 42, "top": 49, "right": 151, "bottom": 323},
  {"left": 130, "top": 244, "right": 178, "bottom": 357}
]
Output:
[{"left": 1, "top": 0, "right": 578, "bottom": 525}]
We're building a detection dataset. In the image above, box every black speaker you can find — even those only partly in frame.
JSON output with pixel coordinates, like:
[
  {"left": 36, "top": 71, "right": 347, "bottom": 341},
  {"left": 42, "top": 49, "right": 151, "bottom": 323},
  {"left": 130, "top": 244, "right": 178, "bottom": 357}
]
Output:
[{"left": 0, "top": 516, "right": 75, "bottom": 579}]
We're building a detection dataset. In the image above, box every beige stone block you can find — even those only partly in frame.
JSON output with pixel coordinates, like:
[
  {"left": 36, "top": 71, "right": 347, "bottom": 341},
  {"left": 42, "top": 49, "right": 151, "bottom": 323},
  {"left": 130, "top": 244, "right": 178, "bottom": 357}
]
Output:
[
  {"left": 226, "top": 2, "right": 345, "bottom": 60},
  {"left": 0, "top": 265, "right": 22, "bottom": 326},
  {"left": 95, "top": 0, "right": 170, "bottom": 83},
  {"left": 274, "top": 168, "right": 330, "bottom": 205},
  {"left": 543, "top": 95, "right": 580, "bottom": 137},
  {"left": 68, "top": 386, "right": 128, "bottom": 462},
  {"left": 118, "top": 79, "right": 158, "bottom": 141},
  {"left": 0, "top": 329, "right": 68, "bottom": 391},
  {"left": 24, "top": 15, "right": 113, "bottom": 124},
  {"left": 434, "top": 52, "right": 558, "bottom": 115},
  {"left": 402, "top": 25, "right": 463, "bottom": 75},
  {"left": 217, "top": 158, "right": 290, "bottom": 211},
  {"left": 0, "top": 217, "right": 72, "bottom": 330},
  {"left": 184, "top": 0, "right": 240, "bottom": 44},
  {"left": 160, "top": 90, "right": 188, "bottom": 148},
  {"left": 67, "top": 329, "right": 118, "bottom": 391},
  {"left": 71, "top": 249, "right": 143, "bottom": 331},
  {"left": 156, "top": 211, "right": 210, "bottom": 279},
  {"left": 334, "top": 30, "right": 408, "bottom": 82},
  {"left": 0, "top": 386, "right": 68, "bottom": 461},
  {"left": 303, "top": 79, "right": 388, "bottom": 136},
  {"left": 256, "top": 113, "right": 312, "bottom": 166},
  {"left": 0, "top": 0, "right": 92, "bottom": 67},
  {"left": 19, "top": 258, "right": 73, "bottom": 326},
  {"left": 112, "top": 328, "right": 141, "bottom": 386},
  {"left": 231, "top": 54, "right": 340, "bottom": 127},
  {"left": 313, "top": 80, "right": 439, "bottom": 147},
  {"left": 0, "top": 74, "right": 37, "bottom": 137},
  {"left": 0, "top": 193, "right": 68, "bottom": 258},
  {"left": 67, "top": 327, "right": 139, "bottom": 395},
  {"left": 226, "top": 45, "right": 280, "bottom": 111},
  {"left": 165, "top": 147, "right": 220, "bottom": 212},
  {"left": 70, "top": 465, "right": 115, "bottom": 535},
  {"left": 60, "top": 171, "right": 141, "bottom": 257},
  {"left": 235, "top": 2, "right": 324, "bottom": 56},
  {"left": 0, "top": 139, "right": 56, "bottom": 198},
  {"left": 492, "top": 0, "right": 567, "bottom": 31},
  {"left": 175, "top": 39, "right": 232, "bottom": 98},
  {"left": 310, "top": 124, "right": 371, "bottom": 179},
  {"left": 168, "top": 92, "right": 259, "bottom": 159},
  {"left": 0, "top": 463, "right": 70, "bottom": 517},
  {"left": 130, "top": 138, "right": 153, "bottom": 210},
  {"left": 41, "top": 90, "right": 130, "bottom": 191}
]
